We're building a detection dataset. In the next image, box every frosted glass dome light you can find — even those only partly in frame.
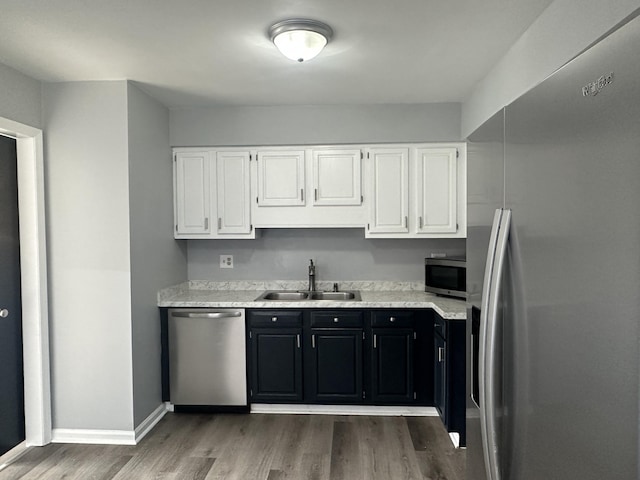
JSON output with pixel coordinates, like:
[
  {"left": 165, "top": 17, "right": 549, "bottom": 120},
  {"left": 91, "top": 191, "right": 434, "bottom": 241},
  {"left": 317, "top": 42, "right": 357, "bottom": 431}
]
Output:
[{"left": 269, "top": 19, "right": 333, "bottom": 62}]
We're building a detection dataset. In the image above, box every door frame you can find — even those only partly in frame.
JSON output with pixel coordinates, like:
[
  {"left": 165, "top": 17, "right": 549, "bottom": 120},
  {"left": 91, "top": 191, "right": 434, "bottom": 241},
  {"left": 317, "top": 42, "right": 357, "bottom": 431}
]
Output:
[{"left": 0, "top": 116, "right": 51, "bottom": 447}]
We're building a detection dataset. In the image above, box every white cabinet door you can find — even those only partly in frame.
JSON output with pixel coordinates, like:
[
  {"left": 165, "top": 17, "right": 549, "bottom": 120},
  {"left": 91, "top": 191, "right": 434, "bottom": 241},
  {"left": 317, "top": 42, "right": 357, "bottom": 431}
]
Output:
[
  {"left": 216, "top": 151, "right": 252, "bottom": 235},
  {"left": 367, "top": 148, "right": 409, "bottom": 234},
  {"left": 416, "top": 148, "right": 457, "bottom": 234},
  {"left": 312, "top": 149, "right": 362, "bottom": 206},
  {"left": 257, "top": 150, "right": 305, "bottom": 206},
  {"left": 174, "top": 151, "right": 211, "bottom": 235}
]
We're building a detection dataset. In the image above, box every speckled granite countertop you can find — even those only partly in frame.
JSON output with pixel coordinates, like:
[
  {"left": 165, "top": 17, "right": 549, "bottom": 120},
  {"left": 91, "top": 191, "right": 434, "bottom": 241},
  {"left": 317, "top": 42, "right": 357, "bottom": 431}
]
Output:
[{"left": 158, "top": 281, "right": 467, "bottom": 320}]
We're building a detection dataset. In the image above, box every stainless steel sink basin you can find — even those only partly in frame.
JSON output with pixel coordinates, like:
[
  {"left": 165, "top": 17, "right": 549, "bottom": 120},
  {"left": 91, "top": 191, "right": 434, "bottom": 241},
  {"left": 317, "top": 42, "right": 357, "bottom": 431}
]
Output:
[
  {"left": 260, "top": 291, "right": 310, "bottom": 300},
  {"left": 309, "top": 291, "right": 360, "bottom": 301},
  {"left": 255, "top": 290, "right": 361, "bottom": 301}
]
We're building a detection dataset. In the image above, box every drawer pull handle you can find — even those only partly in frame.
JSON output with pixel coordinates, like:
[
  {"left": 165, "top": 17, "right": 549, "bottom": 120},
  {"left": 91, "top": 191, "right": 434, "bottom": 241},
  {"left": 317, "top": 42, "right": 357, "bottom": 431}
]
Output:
[
  {"left": 271, "top": 317, "right": 278, "bottom": 322},
  {"left": 390, "top": 317, "right": 396, "bottom": 322},
  {"left": 333, "top": 317, "right": 339, "bottom": 323}
]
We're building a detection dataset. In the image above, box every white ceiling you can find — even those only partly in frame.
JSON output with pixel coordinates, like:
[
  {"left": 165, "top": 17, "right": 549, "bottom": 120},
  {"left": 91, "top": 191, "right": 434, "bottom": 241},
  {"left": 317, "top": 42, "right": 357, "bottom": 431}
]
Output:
[{"left": 0, "top": 0, "right": 553, "bottom": 108}]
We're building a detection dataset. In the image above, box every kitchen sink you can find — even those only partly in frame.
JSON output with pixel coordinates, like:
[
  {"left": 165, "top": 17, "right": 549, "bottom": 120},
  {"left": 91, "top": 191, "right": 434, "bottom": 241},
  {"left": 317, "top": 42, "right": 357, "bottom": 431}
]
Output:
[
  {"left": 260, "top": 291, "right": 310, "bottom": 300},
  {"left": 309, "top": 291, "right": 359, "bottom": 300},
  {"left": 255, "top": 290, "right": 361, "bottom": 302}
]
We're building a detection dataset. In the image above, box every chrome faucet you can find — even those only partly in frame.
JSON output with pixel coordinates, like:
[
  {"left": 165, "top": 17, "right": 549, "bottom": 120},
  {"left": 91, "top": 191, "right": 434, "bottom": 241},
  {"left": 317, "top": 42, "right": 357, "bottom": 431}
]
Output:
[{"left": 308, "top": 259, "right": 317, "bottom": 292}]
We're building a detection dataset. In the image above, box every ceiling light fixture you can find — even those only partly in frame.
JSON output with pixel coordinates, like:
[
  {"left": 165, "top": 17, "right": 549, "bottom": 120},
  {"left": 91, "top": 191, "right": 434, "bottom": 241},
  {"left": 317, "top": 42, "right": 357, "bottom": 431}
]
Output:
[{"left": 269, "top": 19, "right": 333, "bottom": 63}]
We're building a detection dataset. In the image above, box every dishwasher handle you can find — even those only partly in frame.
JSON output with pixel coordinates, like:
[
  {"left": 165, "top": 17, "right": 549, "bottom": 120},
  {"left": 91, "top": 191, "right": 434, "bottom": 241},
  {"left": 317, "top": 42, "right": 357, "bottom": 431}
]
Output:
[{"left": 171, "top": 311, "right": 242, "bottom": 319}]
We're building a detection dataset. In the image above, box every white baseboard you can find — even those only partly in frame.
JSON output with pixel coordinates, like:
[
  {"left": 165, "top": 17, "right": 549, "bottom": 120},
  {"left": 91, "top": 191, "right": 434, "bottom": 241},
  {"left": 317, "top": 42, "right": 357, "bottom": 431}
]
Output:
[
  {"left": 134, "top": 404, "right": 168, "bottom": 443},
  {"left": 51, "top": 428, "right": 136, "bottom": 445},
  {"left": 250, "top": 404, "right": 439, "bottom": 416},
  {"left": 51, "top": 403, "right": 169, "bottom": 446},
  {"left": 0, "top": 441, "right": 29, "bottom": 472}
]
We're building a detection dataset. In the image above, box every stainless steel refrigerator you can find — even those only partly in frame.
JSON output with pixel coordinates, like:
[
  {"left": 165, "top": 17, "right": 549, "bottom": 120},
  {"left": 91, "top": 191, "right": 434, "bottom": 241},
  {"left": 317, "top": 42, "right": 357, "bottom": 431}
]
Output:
[{"left": 466, "top": 12, "right": 640, "bottom": 480}]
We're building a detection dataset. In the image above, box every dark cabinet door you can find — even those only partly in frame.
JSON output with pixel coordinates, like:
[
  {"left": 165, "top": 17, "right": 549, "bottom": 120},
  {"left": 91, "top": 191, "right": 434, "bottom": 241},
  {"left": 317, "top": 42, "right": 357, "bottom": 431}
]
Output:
[
  {"left": 434, "top": 332, "right": 447, "bottom": 420},
  {"left": 250, "top": 327, "right": 303, "bottom": 403},
  {"left": 371, "top": 328, "right": 414, "bottom": 403},
  {"left": 308, "top": 329, "right": 363, "bottom": 403}
]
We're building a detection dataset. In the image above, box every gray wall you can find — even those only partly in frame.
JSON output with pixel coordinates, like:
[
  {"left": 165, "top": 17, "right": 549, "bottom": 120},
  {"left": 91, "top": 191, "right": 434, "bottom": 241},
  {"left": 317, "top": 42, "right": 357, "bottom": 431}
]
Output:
[
  {"left": 0, "top": 62, "right": 42, "bottom": 128},
  {"left": 127, "top": 83, "right": 187, "bottom": 428},
  {"left": 170, "top": 103, "right": 462, "bottom": 147},
  {"left": 462, "top": 0, "right": 640, "bottom": 137},
  {"left": 43, "top": 81, "right": 134, "bottom": 431},
  {"left": 188, "top": 229, "right": 465, "bottom": 283}
]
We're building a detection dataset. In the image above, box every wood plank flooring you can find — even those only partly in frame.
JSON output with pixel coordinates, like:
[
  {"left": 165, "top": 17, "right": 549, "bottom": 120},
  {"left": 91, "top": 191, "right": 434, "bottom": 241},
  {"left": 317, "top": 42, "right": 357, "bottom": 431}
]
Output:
[{"left": 0, "top": 413, "right": 465, "bottom": 480}]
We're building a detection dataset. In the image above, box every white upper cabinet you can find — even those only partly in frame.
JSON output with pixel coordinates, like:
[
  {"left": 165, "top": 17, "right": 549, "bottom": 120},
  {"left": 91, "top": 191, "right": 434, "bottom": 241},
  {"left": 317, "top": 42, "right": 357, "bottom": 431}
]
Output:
[
  {"left": 216, "top": 151, "right": 252, "bottom": 235},
  {"left": 415, "top": 147, "right": 458, "bottom": 234},
  {"left": 256, "top": 150, "right": 305, "bottom": 206},
  {"left": 366, "top": 148, "right": 409, "bottom": 234},
  {"left": 366, "top": 144, "right": 466, "bottom": 238},
  {"left": 174, "top": 151, "right": 211, "bottom": 236},
  {"left": 174, "top": 148, "right": 254, "bottom": 239},
  {"left": 252, "top": 148, "right": 365, "bottom": 228},
  {"left": 174, "top": 143, "right": 465, "bottom": 238},
  {"left": 312, "top": 149, "right": 362, "bottom": 206}
]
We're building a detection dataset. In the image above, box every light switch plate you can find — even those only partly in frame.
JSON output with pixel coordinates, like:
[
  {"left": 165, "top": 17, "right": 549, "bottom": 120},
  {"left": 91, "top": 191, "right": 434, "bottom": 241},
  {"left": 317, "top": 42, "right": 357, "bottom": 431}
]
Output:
[{"left": 220, "top": 255, "right": 234, "bottom": 269}]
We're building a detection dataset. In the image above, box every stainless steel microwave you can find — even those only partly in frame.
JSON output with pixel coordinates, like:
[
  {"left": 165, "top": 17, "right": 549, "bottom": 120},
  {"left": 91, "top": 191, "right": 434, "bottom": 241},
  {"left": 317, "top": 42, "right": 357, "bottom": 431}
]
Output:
[{"left": 425, "top": 257, "right": 467, "bottom": 299}]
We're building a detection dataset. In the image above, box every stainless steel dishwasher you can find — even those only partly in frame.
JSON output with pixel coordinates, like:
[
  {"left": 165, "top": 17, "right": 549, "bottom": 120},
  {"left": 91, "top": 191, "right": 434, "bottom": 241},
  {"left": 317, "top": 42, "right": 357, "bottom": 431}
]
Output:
[{"left": 168, "top": 308, "right": 247, "bottom": 410}]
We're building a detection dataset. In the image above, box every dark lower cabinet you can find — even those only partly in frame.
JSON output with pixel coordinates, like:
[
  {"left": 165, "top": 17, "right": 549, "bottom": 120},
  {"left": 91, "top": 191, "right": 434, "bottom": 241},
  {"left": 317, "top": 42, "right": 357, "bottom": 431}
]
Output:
[
  {"left": 307, "top": 328, "right": 363, "bottom": 403},
  {"left": 371, "top": 328, "right": 414, "bottom": 403},
  {"left": 433, "top": 312, "right": 466, "bottom": 446},
  {"left": 242, "top": 308, "right": 444, "bottom": 409},
  {"left": 248, "top": 311, "right": 303, "bottom": 403},
  {"left": 434, "top": 329, "right": 447, "bottom": 417}
]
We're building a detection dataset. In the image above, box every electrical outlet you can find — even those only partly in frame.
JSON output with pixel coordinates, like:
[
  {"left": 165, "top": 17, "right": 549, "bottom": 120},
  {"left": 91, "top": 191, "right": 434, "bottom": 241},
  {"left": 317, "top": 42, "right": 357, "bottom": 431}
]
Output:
[{"left": 220, "top": 255, "right": 234, "bottom": 269}]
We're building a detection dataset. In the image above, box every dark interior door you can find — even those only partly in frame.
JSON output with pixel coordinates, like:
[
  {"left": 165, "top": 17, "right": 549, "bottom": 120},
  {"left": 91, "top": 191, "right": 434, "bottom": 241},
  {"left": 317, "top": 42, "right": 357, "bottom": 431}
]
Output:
[{"left": 0, "top": 134, "right": 25, "bottom": 456}]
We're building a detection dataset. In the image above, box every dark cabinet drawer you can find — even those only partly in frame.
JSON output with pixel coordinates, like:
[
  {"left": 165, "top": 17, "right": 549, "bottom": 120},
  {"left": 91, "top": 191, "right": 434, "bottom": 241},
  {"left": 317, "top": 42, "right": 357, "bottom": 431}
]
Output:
[
  {"left": 249, "top": 311, "right": 303, "bottom": 327},
  {"left": 310, "top": 311, "right": 363, "bottom": 328},
  {"left": 371, "top": 311, "right": 414, "bottom": 328}
]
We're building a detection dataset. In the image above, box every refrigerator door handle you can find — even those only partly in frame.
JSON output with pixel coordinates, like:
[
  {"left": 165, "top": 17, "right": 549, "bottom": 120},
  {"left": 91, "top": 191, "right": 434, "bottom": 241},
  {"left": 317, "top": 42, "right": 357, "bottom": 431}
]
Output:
[
  {"left": 479, "top": 209, "right": 503, "bottom": 480},
  {"left": 480, "top": 208, "right": 512, "bottom": 480}
]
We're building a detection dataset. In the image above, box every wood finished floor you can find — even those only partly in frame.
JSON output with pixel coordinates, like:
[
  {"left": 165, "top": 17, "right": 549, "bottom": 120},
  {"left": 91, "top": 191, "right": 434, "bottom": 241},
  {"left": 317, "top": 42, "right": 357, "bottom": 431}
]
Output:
[{"left": 0, "top": 413, "right": 465, "bottom": 480}]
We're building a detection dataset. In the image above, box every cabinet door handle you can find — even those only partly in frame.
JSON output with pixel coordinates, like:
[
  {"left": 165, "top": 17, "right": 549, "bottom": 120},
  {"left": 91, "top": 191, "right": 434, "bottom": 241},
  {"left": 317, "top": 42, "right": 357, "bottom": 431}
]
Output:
[
  {"left": 419, "top": 216, "right": 423, "bottom": 229},
  {"left": 312, "top": 334, "right": 316, "bottom": 348},
  {"left": 217, "top": 217, "right": 222, "bottom": 230},
  {"left": 314, "top": 188, "right": 318, "bottom": 201},
  {"left": 438, "top": 346, "right": 445, "bottom": 362},
  {"left": 374, "top": 334, "right": 377, "bottom": 349},
  {"left": 297, "top": 334, "right": 301, "bottom": 349},
  {"left": 204, "top": 217, "right": 209, "bottom": 230},
  {"left": 301, "top": 189, "right": 304, "bottom": 202},
  {"left": 404, "top": 216, "right": 408, "bottom": 228}
]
